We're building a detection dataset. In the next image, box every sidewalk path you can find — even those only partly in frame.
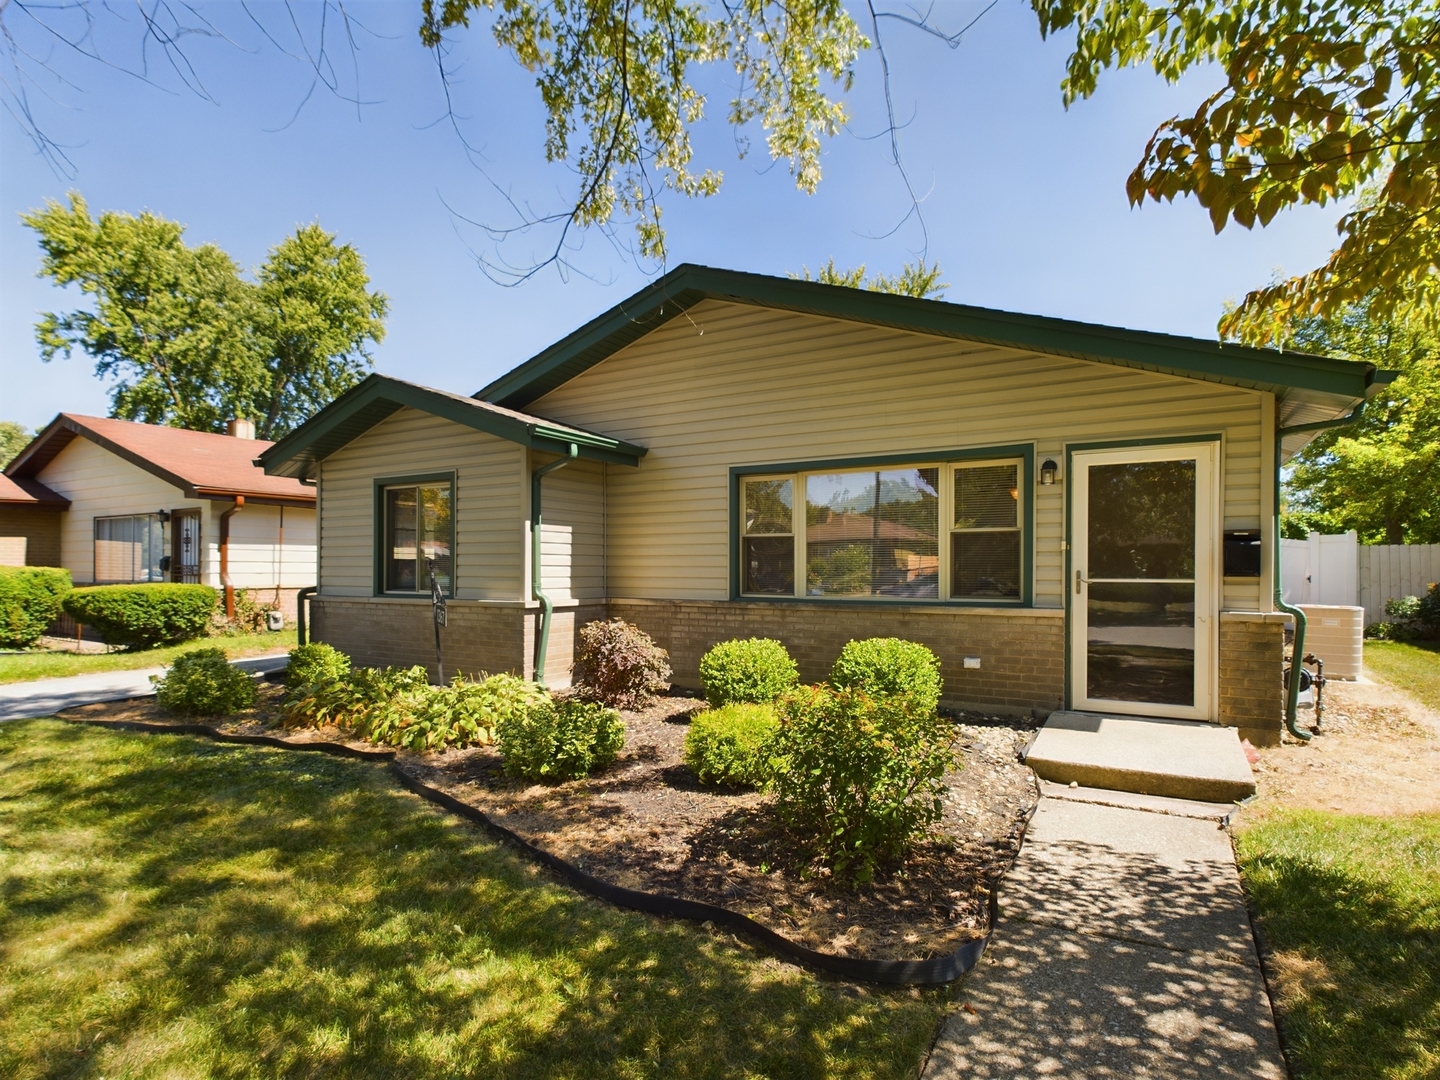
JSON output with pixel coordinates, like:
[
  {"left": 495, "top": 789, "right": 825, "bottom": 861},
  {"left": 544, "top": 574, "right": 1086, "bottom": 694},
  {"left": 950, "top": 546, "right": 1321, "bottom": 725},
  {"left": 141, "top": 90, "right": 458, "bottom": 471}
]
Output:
[
  {"left": 923, "top": 787, "right": 1286, "bottom": 1079},
  {"left": 0, "top": 653, "right": 289, "bottom": 722}
]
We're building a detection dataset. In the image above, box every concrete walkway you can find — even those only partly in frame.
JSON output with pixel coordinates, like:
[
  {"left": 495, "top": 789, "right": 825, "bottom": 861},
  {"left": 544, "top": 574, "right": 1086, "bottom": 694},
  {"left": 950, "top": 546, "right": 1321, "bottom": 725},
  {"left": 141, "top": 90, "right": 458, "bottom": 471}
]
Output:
[
  {"left": 0, "top": 653, "right": 289, "bottom": 721},
  {"left": 923, "top": 786, "right": 1286, "bottom": 1079}
]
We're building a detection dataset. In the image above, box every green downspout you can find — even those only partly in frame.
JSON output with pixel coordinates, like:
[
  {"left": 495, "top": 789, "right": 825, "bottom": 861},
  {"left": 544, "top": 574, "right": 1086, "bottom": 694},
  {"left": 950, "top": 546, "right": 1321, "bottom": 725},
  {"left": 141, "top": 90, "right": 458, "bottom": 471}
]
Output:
[
  {"left": 1274, "top": 402, "right": 1366, "bottom": 740},
  {"left": 531, "top": 443, "right": 578, "bottom": 688}
]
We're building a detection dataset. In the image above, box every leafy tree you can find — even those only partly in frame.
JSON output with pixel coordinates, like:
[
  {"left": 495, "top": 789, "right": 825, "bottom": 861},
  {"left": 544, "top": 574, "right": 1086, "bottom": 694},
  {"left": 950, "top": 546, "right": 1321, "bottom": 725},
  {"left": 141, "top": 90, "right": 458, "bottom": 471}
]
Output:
[
  {"left": 0, "top": 422, "right": 33, "bottom": 468},
  {"left": 1032, "top": 0, "right": 1440, "bottom": 342},
  {"left": 1279, "top": 300, "right": 1439, "bottom": 543},
  {"left": 793, "top": 258, "right": 948, "bottom": 298},
  {"left": 23, "top": 194, "right": 387, "bottom": 440}
]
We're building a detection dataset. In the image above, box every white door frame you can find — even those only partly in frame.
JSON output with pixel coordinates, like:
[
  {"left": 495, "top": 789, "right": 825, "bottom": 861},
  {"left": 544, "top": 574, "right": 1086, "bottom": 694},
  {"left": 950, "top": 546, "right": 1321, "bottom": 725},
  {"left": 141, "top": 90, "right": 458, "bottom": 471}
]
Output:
[{"left": 1069, "top": 441, "right": 1220, "bottom": 721}]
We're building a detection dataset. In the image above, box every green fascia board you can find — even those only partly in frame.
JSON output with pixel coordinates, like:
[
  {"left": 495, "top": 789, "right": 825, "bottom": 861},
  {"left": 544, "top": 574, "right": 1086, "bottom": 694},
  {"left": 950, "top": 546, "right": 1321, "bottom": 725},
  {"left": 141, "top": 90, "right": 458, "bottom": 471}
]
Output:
[
  {"left": 258, "top": 374, "right": 645, "bottom": 479},
  {"left": 477, "top": 264, "right": 1379, "bottom": 409}
]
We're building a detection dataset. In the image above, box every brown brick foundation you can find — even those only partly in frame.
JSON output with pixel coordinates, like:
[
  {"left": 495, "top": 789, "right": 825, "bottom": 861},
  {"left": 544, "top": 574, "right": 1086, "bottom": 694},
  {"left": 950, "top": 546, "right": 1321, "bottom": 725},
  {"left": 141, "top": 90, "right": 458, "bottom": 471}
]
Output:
[{"left": 1218, "top": 613, "right": 1286, "bottom": 746}]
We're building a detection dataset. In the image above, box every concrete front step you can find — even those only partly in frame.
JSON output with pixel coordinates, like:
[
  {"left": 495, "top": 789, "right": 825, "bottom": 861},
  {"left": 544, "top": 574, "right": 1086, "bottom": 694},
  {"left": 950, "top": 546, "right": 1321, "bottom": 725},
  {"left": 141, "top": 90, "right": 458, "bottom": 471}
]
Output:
[{"left": 1025, "top": 711, "right": 1257, "bottom": 802}]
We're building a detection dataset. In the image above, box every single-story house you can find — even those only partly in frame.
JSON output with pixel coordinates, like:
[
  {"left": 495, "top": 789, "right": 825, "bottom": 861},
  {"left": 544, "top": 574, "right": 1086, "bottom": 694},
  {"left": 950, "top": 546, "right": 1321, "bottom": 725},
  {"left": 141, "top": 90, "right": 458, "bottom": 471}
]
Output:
[
  {"left": 4, "top": 414, "right": 317, "bottom": 620},
  {"left": 258, "top": 265, "right": 1387, "bottom": 744}
]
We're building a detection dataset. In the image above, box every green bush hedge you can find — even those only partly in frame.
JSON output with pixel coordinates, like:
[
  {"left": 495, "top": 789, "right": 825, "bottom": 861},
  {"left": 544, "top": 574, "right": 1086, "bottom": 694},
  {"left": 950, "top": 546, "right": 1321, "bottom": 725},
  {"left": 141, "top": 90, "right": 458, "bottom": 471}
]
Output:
[
  {"left": 830, "top": 638, "right": 943, "bottom": 715},
  {"left": 574, "top": 618, "right": 672, "bottom": 708},
  {"left": 770, "top": 685, "right": 954, "bottom": 881},
  {"left": 285, "top": 642, "right": 351, "bottom": 698},
  {"left": 0, "top": 566, "right": 71, "bottom": 648},
  {"left": 496, "top": 698, "right": 625, "bottom": 781},
  {"left": 698, "top": 638, "right": 798, "bottom": 707},
  {"left": 153, "top": 647, "right": 257, "bottom": 716},
  {"left": 684, "top": 703, "right": 779, "bottom": 788},
  {"left": 1368, "top": 585, "right": 1440, "bottom": 641},
  {"left": 62, "top": 584, "right": 217, "bottom": 649}
]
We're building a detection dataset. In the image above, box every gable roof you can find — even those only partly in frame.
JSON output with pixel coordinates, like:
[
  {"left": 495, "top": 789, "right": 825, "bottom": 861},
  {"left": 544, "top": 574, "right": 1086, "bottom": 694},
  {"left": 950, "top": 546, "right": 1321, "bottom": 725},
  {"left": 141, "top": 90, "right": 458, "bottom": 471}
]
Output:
[
  {"left": 5, "top": 414, "right": 315, "bottom": 505},
  {"left": 476, "top": 265, "right": 1389, "bottom": 432},
  {"left": 257, "top": 374, "right": 647, "bottom": 480},
  {"left": 0, "top": 473, "right": 69, "bottom": 508}
]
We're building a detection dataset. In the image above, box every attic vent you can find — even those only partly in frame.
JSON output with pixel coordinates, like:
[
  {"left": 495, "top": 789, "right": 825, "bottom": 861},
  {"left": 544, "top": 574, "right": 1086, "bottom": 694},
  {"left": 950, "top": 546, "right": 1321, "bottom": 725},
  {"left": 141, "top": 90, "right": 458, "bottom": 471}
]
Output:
[{"left": 226, "top": 418, "right": 256, "bottom": 440}]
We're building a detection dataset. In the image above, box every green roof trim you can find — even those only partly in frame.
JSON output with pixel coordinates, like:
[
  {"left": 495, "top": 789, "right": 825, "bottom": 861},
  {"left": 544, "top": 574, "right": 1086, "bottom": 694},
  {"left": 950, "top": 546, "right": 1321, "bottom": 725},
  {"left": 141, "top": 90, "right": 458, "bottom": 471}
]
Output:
[
  {"left": 477, "top": 264, "right": 1381, "bottom": 410},
  {"left": 258, "top": 374, "right": 646, "bottom": 479}
]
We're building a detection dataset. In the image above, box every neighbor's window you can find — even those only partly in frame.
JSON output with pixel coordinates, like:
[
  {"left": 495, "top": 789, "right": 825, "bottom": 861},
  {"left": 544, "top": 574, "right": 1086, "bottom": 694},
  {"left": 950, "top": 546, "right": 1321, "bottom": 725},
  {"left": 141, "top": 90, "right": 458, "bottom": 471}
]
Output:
[
  {"left": 94, "top": 514, "right": 165, "bottom": 583},
  {"left": 742, "top": 477, "right": 795, "bottom": 595},
  {"left": 952, "top": 461, "right": 1022, "bottom": 600},
  {"left": 384, "top": 481, "right": 453, "bottom": 594},
  {"left": 738, "top": 457, "right": 1025, "bottom": 603}
]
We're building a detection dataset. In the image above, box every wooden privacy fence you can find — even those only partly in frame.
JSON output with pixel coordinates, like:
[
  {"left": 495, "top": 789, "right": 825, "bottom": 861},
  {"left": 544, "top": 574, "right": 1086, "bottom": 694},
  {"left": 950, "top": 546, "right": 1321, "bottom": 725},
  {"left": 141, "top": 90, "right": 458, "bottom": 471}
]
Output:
[{"left": 1359, "top": 543, "right": 1440, "bottom": 625}]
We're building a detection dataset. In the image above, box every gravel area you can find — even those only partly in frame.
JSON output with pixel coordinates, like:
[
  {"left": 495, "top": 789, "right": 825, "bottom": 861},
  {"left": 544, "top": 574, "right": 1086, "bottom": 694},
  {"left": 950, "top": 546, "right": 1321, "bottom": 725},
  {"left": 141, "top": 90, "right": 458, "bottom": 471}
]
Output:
[{"left": 62, "top": 688, "right": 1041, "bottom": 961}]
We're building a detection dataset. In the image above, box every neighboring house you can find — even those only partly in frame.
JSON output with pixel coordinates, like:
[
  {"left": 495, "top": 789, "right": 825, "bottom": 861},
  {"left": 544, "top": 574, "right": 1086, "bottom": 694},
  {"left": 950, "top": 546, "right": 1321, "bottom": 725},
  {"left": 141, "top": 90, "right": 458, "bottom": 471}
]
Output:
[
  {"left": 258, "top": 265, "right": 1387, "bottom": 745},
  {"left": 0, "top": 473, "right": 69, "bottom": 567},
  {"left": 3, "top": 415, "right": 316, "bottom": 620}
]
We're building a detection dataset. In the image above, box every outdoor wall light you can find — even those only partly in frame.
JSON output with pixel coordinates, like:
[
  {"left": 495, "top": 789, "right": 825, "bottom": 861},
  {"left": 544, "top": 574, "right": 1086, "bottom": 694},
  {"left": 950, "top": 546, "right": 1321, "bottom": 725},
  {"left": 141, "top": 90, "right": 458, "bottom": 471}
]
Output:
[
  {"left": 156, "top": 509, "right": 172, "bottom": 523},
  {"left": 1040, "top": 459, "right": 1059, "bottom": 486}
]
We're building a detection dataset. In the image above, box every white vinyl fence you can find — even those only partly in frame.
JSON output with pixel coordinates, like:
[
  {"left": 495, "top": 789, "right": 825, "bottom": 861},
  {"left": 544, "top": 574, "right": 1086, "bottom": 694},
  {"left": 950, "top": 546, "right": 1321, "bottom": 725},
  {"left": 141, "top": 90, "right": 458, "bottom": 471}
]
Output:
[{"left": 1281, "top": 531, "right": 1440, "bottom": 624}]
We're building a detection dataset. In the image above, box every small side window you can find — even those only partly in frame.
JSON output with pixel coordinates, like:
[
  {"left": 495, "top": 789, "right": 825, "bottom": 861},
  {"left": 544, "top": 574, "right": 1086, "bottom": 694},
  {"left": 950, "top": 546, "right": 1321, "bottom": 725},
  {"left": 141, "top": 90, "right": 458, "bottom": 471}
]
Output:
[
  {"left": 951, "top": 462, "right": 1022, "bottom": 600},
  {"left": 741, "top": 478, "right": 794, "bottom": 595},
  {"left": 384, "top": 482, "right": 452, "bottom": 593}
]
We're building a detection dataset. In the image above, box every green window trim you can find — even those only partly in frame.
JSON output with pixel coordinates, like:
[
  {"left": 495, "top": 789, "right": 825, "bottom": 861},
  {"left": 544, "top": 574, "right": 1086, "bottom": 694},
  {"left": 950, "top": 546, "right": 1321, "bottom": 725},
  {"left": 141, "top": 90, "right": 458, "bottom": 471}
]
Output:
[
  {"left": 729, "top": 445, "right": 1035, "bottom": 607},
  {"left": 372, "top": 472, "right": 457, "bottom": 598}
]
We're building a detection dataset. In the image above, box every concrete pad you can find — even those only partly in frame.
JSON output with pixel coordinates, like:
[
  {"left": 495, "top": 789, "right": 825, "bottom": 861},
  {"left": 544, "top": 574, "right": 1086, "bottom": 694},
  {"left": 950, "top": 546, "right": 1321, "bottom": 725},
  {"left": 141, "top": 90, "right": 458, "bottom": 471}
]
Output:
[
  {"left": 1026, "top": 712, "right": 1257, "bottom": 802},
  {"left": 1002, "top": 800, "right": 1257, "bottom": 965},
  {"left": 925, "top": 921, "right": 1285, "bottom": 1080},
  {"left": 1039, "top": 779, "right": 1235, "bottom": 821}
]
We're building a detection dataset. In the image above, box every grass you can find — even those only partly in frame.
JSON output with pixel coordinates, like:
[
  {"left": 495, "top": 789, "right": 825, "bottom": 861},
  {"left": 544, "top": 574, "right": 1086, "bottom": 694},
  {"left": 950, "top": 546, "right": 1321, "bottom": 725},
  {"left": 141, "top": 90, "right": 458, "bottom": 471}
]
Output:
[
  {"left": 1235, "top": 812, "right": 1440, "bottom": 1079},
  {"left": 1365, "top": 639, "right": 1440, "bottom": 712},
  {"left": 0, "top": 719, "right": 943, "bottom": 1079},
  {"left": 0, "top": 630, "right": 296, "bottom": 684}
]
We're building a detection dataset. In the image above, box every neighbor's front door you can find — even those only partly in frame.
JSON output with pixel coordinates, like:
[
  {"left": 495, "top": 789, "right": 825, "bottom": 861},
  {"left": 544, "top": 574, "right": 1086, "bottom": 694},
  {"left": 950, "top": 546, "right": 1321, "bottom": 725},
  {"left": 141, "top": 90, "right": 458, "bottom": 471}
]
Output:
[
  {"left": 172, "top": 510, "right": 201, "bottom": 584},
  {"left": 1069, "top": 443, "right": 1218, "bottom": 721}
]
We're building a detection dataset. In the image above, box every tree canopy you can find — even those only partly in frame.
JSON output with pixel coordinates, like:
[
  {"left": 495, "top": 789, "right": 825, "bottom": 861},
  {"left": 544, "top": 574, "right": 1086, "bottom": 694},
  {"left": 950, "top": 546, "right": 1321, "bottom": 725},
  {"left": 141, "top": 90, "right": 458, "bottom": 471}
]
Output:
[
  {"left": 1279, "top": 299, "right": 1439, "bottom": 543},
  {"left": 0, "top": 423, "right": 32, "bottom": 468},
  {"left": 23, "top": 194, "right": 387, "bottom": 441},
  {"left": 793, "top": 258, "right": 949, "bottom": 298}
]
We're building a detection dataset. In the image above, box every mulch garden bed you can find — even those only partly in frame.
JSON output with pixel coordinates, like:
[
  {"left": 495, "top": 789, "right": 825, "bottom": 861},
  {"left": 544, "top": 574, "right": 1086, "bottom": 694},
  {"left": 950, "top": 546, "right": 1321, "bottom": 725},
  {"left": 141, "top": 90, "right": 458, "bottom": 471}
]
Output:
[{"left": 60, "top": 687, "right": 1041, "bottom": 961}]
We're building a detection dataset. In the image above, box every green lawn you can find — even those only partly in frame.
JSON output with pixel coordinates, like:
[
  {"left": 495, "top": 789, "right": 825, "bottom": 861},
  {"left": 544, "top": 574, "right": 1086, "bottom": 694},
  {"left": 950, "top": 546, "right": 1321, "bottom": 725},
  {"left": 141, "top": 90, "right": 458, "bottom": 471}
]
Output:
[
  {"left": 1236, "top": 812, "right": 1440, "bottom": 1079},
  {"left": 0, "top": 630, "right": 296, "bottom": 684},
  {"left": 0, "top": 720, "right": 942, "bottom": 1080},
  {"left": 1366, "top": 639, "right": 1440, "bottom": 712}
]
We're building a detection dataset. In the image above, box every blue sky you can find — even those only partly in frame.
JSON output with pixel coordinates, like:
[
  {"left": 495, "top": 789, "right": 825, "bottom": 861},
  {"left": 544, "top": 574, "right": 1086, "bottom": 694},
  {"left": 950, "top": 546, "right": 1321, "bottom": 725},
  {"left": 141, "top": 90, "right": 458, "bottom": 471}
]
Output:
[{"left": 1, "top": 1, "right": 1345, "bottom": 432}]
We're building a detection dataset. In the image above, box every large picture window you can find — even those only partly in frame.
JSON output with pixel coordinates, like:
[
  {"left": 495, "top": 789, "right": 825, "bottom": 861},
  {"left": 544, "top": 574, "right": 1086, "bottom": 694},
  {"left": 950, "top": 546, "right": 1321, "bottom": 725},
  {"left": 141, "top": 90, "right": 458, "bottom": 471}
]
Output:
[
  {"left": 383, "top": 479, "right": 453, "bottom": 594},
  {"left": 737, "top": 453, "right": 1028, "bottom": 604},
  {"left": 95, "top": 514, "right": 165, "bottom": 583}
]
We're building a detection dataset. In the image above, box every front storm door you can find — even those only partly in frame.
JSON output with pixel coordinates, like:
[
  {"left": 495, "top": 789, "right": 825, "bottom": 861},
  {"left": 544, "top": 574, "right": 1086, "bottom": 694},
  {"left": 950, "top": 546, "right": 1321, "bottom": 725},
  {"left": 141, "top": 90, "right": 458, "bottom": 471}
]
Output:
[
  {"left": 1070, "top": 443, "right": 1218, "bottom": 720},
  {"left": 172, "top": 510, "right": 201, "bottom": 584}
]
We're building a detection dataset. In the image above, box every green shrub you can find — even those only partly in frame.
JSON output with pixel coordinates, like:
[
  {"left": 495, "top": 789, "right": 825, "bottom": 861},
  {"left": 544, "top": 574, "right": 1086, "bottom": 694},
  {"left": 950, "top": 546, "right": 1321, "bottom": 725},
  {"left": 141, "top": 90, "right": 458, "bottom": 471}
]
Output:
[
  {"left": 1371, "top": 585, "right": 1440, "bottom": 641},
  {"left": 284, "top": 642, "right": 351, "bottom": 699},
  {"left": 0, "top": 566, "right": 71, "bottom": 648},
  {"left": 496, "top": 697, "right": 626, "bottom": 781},
  {"left": 575, "top": 618, "right": 672, "bottom": 708},
  {"left": 698, "top": 638, "right": 798, "bottom": 707},
  {"left": 400, "top": 673, "right": 548, "bottom": 752},
  {"left": 770, "top": 685, "right": 954, "bottom": 881},
  {"left": 153, "top": 647, "right": 257, "bottom": 716},
  {"left": 63, "top": 584, "right": 217, "bottom": 649},
  {"left": 830, "top": 638, "right": 943, "bottom": 715},
  {"left": 684, "top": 703, "right": 779, "bottom": 788}
]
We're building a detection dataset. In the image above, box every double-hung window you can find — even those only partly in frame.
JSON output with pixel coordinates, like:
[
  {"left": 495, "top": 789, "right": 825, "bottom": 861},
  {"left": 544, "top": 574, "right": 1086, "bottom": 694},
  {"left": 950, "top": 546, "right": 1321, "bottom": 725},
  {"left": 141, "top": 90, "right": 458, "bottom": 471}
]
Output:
[
  {"left": 739, "top": 455, "right": 1026, "bottom": 603},
  {"left": 382, "top": 478, "right": 454, "bottom": 594}
]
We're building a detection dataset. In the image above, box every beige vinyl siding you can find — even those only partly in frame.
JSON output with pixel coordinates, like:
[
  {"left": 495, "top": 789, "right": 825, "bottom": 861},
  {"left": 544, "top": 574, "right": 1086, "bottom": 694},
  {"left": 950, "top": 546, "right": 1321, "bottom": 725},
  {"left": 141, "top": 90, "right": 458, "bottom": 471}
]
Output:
[
  {"left": 36, "top": 436, "right": 195, "bottom": 584},
  {"left": 318, "top": 408, "right": 525, "bottom": 601},
  {"left": 533, "top": 454, "right": 605, "bottom": 601},
  {"left": 529, "top": 300, "right": 1270, "bottom": 611},
  {"left": 225, "top": 505, "right": 317, "bottom": 590}
]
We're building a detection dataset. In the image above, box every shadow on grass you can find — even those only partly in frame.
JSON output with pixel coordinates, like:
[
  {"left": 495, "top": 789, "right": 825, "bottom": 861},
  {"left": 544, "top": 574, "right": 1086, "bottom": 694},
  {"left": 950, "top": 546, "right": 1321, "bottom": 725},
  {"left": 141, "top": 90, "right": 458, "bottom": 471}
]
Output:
[
  {"left": 1237, "top": 811, "right": 1440, "bottom": 1080},
  {"left": 0, "top": 720, "right": 943, "bottom": 1080}
]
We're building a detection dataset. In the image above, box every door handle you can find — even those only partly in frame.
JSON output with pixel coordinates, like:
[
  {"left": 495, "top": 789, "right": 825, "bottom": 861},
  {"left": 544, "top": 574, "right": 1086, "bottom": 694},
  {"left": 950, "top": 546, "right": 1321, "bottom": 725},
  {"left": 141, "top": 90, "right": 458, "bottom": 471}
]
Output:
[{"left": 1075, "top": 569, "right": 1087, "bottom": 594}]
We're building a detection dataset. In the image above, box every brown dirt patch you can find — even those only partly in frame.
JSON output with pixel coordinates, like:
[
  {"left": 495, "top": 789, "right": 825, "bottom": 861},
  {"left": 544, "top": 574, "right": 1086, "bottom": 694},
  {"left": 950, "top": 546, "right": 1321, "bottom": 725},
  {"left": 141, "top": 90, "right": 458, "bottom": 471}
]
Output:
[
  {"left": 58, "top": 688, "right": 1040, "bottom": 962},
  {"left": 1242, "top": 674, "right": 1440, "bottom": 821}
]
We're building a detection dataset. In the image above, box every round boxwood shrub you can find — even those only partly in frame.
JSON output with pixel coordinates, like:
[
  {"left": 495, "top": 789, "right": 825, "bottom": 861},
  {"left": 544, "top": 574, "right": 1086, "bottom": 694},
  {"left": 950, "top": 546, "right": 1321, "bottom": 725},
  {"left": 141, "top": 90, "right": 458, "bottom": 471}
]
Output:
[
  {"left": 770, "top": 685, "right": 954, "bottom": 882},
  {"left": 0, "top": 566, "right": 71, "bottom": 648},
  {"left": 496, "top": 697, "right": 625, "bottom": 781},
  {"left": 830, "top": 637, "right": 943, "bottom": 715},
  {"left": 285, "top": 642, "right": 351, "bottom": 698},
  {"left": 698, "top": 638, "right": 798, "bottom": 707},
  {"left": 63, "top": 584, "right": 217, "bottom": 649},
  {"left": 574, "top": 618, "right": 672, "bottom": 709},
  {"left": 684, "top": 703, "right": 779, "bottom": 788},
  {"left": 153, "top": 646, "right": 258, "bottom": 716}
]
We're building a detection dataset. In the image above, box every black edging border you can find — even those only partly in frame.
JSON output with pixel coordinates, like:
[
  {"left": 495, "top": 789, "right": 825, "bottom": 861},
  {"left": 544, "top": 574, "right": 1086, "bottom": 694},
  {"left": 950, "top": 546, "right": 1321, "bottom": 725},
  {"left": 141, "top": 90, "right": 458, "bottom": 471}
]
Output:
[{"left": 63, "top": 716, "right": 1027, "bottom": 987}]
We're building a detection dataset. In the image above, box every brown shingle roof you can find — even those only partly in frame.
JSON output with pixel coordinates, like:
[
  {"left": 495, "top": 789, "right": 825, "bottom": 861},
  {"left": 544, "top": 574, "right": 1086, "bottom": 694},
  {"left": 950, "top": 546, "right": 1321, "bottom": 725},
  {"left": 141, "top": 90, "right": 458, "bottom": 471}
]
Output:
[
  {"left": 6, "top": 415, "right": 314, "bottom": 504},
  {"left": 0, "top": 473, "right": 69, "bottom": 507}
]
